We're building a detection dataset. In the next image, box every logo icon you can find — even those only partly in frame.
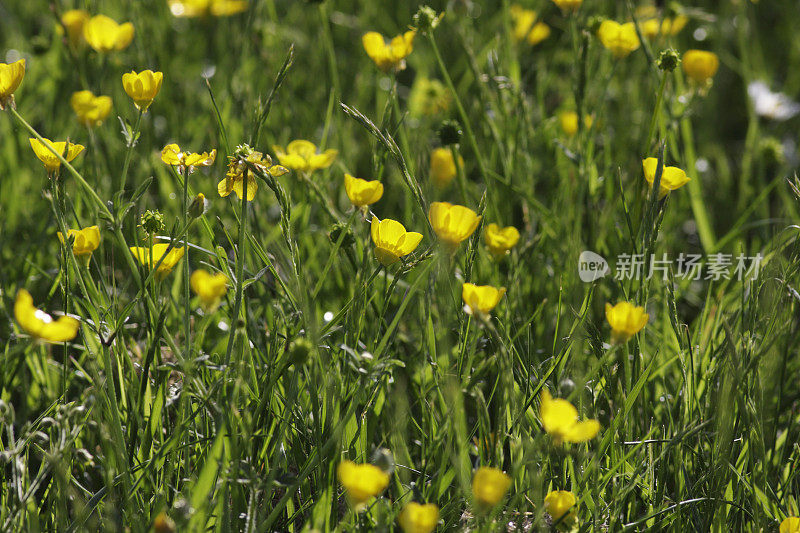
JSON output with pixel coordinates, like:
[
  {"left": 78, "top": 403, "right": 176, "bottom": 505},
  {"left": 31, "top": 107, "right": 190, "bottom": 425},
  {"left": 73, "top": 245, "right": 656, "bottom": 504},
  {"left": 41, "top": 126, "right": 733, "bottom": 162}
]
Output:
[{"left": 578, "top": 251, "right": 610, "bottom": 282}]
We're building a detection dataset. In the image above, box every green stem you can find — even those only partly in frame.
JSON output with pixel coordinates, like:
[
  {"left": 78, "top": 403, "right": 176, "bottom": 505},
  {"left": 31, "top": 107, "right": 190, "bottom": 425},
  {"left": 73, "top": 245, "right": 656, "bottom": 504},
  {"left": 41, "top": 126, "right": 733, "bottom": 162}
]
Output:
[
  {"left": 183, "top": 167, "right": 191, "bottom": 363},
  {"left": 224, "top": 168, "right": 248, "bottom": 367},
  {"left": 119, "top": 109, "right": 143, "bottom": 193}
]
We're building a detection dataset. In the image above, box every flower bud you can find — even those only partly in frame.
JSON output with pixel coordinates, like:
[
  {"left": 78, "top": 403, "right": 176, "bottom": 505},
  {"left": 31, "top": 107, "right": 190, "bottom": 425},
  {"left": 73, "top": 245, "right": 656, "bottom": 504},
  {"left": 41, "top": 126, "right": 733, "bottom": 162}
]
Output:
[
  {"left": 437, "top": 120, "right": 462, "bottom": 146},
  {"left": 189, "top": 193, "right": 208, "bottom": 218},
  {"left": 140, "top": 210, "right": 165, "bottom": 235},
  {"left": 657, "top": 49, "right": 681, "bottom": 72}
]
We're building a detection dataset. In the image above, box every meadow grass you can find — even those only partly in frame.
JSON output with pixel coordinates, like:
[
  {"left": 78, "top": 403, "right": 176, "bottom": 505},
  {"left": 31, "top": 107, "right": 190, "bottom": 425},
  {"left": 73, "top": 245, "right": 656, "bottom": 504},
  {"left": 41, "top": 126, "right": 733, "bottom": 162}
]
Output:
[{"left": 1, "top": 0, "right": 800, "bottom": 531}]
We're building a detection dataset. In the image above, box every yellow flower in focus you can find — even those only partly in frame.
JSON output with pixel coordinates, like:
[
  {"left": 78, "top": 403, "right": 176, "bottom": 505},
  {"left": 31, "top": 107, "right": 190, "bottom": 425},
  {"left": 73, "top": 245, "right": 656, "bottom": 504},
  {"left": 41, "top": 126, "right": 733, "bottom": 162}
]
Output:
[
  {"left": 597, "top": 21, "right": 640, "bottom": 58},
  {"left": 70, "top": 90, "right": 113, "bottom": 127},
  {"left": 14, "top": 289, "right": 80, "bottom": 343},
  {"left": 544, "top": 490, "right": 577, "bottom": 524},
  {"left": 682, "top": 50, "right": 719, "bottom": 84},
  {"left": 122, "top": 70, "right": 163, "bottom": 112},
  {"left": 781, "top": 517, "right": 800, "bottom": 533},
  {"left": 510, "top": 5, "right": 551, "bottom": 46},
  {"left": 218, "top": 150, "right": 287, "bottom": 201},
  {"left": 428, "top": 202, "right": 481, "bottom": 249},
  {"left": 29, "top": 138, "right": 84, "bottom": 173},
  {"left": 462, "top": 283, "right": 506, "bottom": 316},
  {"left": 60, "top": 9, "right": 90, "bottom": 47},
  {"left": 344, "top": 174, "right": 383, "bottom": 208},
  {"left": 130, "top": 243, "right": 185, "bottom": 280},
  {"left": 540, "top": 389, "right": 600, "bottom": 444},
  {"left": 190, "top": 269, "right": 228, "bottom": 311},
  {"left": 558, "top": 111, "right": 593, "bottom": 137},
  {"left": 161, "top": 143, "right": 217, "bottom": 173},
  {"left": 471, "top": 467, "right": 511, "bottom": 508},
  {"left": 272, "top": 140, "right": 337, "bottom": 174},
  {"left": 551, "top": 0, "right": 582, "bottom": 14},
  {"left": 362, "top": 30, "right": 416, "bottom": 72},
  {"left": 57, "top": 225, "right": 101, "bottom": 267},
  {"left": 168, "top": 0, "right": 248, "bottom": 17},
  {"left": 430, "top": 148, "right": 462, "bottom": 189},
  {"left": 605, "top": 301, "right": 649, "bottom": 344},
  {"left": 484, "top": 223, "right": 520, "bottom": 258},
  {"left": 371, "top": 217, "right": 423, "bottom": 266},
  {"left": 0, "top": 59, "right": 25, "bottom": 110},
  {"left": 337, "top": 460, "right": 390, "bottom": 509},
  {"left": 83, "top": 14, "right": 135, "bottom": 53},
  {"left": 642, "top": 157, "right": 691, "bottom": 198},
  {"left": 398, "top": 502, "right": 439, "bottom": 533}
]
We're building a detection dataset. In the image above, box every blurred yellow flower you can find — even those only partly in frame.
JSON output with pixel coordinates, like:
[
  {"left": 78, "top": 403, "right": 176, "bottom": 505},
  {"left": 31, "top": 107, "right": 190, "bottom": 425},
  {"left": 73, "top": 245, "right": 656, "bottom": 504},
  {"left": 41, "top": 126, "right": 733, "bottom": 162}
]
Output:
[
  {"left": 642, "top": 157, "right": 690, "bottom": 198},
  {"left": 14, "top": 289, "right": 80, "bottom": 343},
  {"left": 471, "top": 466, "right": 511, "bottom": 507},
  {"left": 83, "top": 14, "right": 135, "bottom": 53},
  {"left": 218, "top": 150, "right": 287, "bottom": 201},
  {"left": 362, "top": 30, "right": 416, "bottom": 72},
  {"left": 558, "top": 111, "right": 593, "bottom": 137},
  {"left": 344, "top": 174, "right": 383, "bottom": 208},
  {"left": 428, "top": 202, "right": 481, "bottom": 249},
  {"left": 462, "top": 283, "right": 506, "bottom": 316},
  {"left": 398, "top": 502, "right": 439, "bottom": 533},
  {"left": 430, "top": 147, "right": 462, "bottom": 189},
  {"left": 29, "top": 138, "right": 84, "bottom": 173},
  {"left": 272, "top": 140, "right": 337, "bottom": 174},
  {"left": 337, "top": 460, "right": 390, "bottom": 509},
  {"left": 540, "top": 389, "right": 600, "bottom": 444},
  {"left": 0, "top": 59, "right": 25, "bottom": 110},
  {"left": 190, "top": 269, "right": 228, "bottom": 311},
  {"left": 484, "top": 223, "right": 520, "bottom": 258},
  {"left": 122, "top": 70, "right": 163, "bottom": 112},
  {"left": 130, "top": 243, "right": 185, "bottom": 280},
  {"left": 60, "top": 9, "right": 90, "bottom": 47},
  {"left": 597, "top": 21, "right": 640, "bottom": 58},
  {"left": 682, "top": 50, "right": 719, "bottom": 84},
  {"left": 641, "top": 16, "right": 688, "bottom": 39},
  {"left": 544, "top": 490, "right": 577, "bottom": 524},
  {"left": 371, "top": 217, "right": 423, "bottom": 266},
  {"left": 781, "top": 517, "right": 800, "bottom": 533},
  {"left": 551, "top": 0, "right": 582, "bottom": 14},
  {"left": 605, "top": 301, "right": 649, "bottom": 343},
  {"left": 161, "top": 143, "right": 216, "bottom": 172},
  {"left": 71, "top": 90, "right": 113, "bottom": 127},
  {"left": 57, "top": 225, "right": 101, "bottom": 267},
  {"left": 510, "top": 5, "right": 551, "bottom": 46},
  {"left": 408, "top": 77, "right": 451, "bottom": 117},
  {"left": 168, "top": 0, "right": 248, "bottom": 17}
]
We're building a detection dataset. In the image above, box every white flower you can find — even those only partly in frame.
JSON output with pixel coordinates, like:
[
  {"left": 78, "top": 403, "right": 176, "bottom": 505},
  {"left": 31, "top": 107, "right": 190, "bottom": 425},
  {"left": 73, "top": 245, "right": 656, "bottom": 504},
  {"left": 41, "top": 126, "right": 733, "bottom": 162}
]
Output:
[{"left": 747, "top": 81, "right": 800, "bottom": 121}]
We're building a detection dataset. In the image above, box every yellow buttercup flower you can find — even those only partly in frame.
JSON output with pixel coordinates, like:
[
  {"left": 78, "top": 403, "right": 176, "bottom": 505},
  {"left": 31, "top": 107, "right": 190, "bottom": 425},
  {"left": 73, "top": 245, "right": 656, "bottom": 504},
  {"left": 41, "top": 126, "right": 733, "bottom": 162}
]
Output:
[
  {"left": 781, "top": 517, "right": 800, "bottom": 533},
  {"left": 29, "top": 138, "right": 84, "bottom": 173},
  {"left": 122, "top": 70, "right": 163, "bottom": 112},
  {"left": 190, "top": 269, "right": 228, "bottom": 311},
  {"left": 682, "top": 50, "right": 719, "bottom": 84},
  {"left": 371, "top": 217, "right": 423, "bottom": 266},
  {"left": 168, "top": 0, "right": 248, "bottom": 17},
  {"left": 398, "top": 502, "right": 439, "bottom": 533},
  {"left": 408, "top": 77, "right": 451, "bottom": 117},
  {"left": 430, "top": 147, "right": 463, "bottom": 189},
  {"left": 272, "top": 140, "right": 337, "bottom": 174},
  {"left": 130, "top": 243, "right": 185, "bottom": 280},
  {"left": 14, "top": 289, "right": 80, "bottom": 343},
  {"left": 484, "top": 223, "right": 520, "bottom": 258},
  {"left": 510, "top": 5, "right": 551, "bottom": 46},
  {"left": 57, "top": 225, "right": 101, "bottom": 267},
  {"left": 641, "top": 15, "right": 688, "bottom": 39},
  {"left": 218, "top": 150, "right": 287, "bottom": 201},
  {"left": 551, "top": 0, "right": 582, "bottom": 14},
  {"left": 539, "top": 389, "right": 600, "bottom": 444},
  {"left": 642, "top": 157, "right": 691, "bottom": 198},
  {"left": 362, "top": 30, "right": 416, "bottom": 72},
  {"left": 605, "top": 301, "right": 649, "bottom": 344},
  {"left": 462, "top": 283, "right": 506, "bottom": 316},
  {"left": 558, "top": 111, "right": 593, "bottom": 137},
  {"left": 60, "top": 9, "right": 90, "bottom": 47},
  {"left": 337, "top": 460, "right": 390, "bottom": 509},
  {"left": 0, "top": 59, "right": 25, "bottom": 110},
  {"left": 544, "top": 490, "right": 577, "bottom": 525},
  {"left": 597, "top": 21, "right": 640, "bottom": 58},
  {"left": 161, "top": 143, "right": 216, "bottom": 173},
  {"left": 344, "top": 174, "right": 383, "bottom": 208},
  {"left": 428, "top": 202, "right": 481, "bottom": 249},
  {"left": 71, "top": 90, "right": 113, "bottom": 127},
  {"left": 471, "top": 467, "right": 511, "bottom": 508},
  {"left": 82, "top": 14, "right": 135, "bottom": 53}
]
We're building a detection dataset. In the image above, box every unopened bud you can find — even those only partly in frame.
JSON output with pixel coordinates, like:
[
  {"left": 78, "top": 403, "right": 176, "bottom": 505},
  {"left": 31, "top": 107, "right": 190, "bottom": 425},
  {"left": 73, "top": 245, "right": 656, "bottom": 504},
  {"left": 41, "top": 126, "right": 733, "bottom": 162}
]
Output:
[
  {"left": 657, "top": 49, "right": 681, "bottom": 72},
  {"left": 189, "top": 193, "right": 208, "bottom": 218}
]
